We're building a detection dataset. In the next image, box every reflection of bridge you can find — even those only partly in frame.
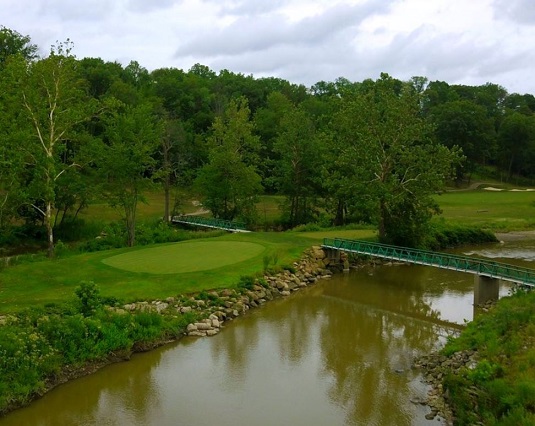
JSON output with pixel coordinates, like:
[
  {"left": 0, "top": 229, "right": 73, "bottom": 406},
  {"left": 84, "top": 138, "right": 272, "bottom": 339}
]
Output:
[
  {"left": 322, "top": 238, "right": 535, "bottom": 304},
  {"left": 171, "top": 215, "right": 250, "bottom": 233}
]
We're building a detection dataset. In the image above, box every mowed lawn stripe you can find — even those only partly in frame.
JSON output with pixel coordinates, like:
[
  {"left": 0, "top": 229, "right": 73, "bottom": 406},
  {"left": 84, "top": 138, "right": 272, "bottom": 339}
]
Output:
[{"left": 101, "top": 241, "right": 266, "bottom": 274}]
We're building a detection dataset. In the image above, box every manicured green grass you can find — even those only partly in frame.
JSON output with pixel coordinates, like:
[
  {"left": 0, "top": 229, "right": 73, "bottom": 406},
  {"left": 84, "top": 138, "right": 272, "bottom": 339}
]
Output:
[
  {"left": 102, "top": 241, "right": 265, "bottom": 274},
  {"left": 3, "top": 187, "right": 535, "bottom": 314},
  {"left": 435, "top": 190, "right": 535, "bottom": 231},
  {"left": 0, "top": 232, "right": 315, "bottom": 313}
]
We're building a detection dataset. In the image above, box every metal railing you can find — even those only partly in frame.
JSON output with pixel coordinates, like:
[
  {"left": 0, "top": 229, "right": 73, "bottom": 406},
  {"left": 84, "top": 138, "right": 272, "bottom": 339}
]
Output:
[
  {"left": 171, "top": 215, "right": 249, "bottom": 233},
  {"left": 322, "top": 238, "right": 535, "bottom": 286}
]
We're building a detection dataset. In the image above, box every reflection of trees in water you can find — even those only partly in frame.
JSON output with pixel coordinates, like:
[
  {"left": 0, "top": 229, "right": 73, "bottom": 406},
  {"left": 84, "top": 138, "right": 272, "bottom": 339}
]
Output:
[
  {"left": 318, "top": 271, "right": 449, "bottom": 425},
  {"left": 204, "top": 269, "right": 449, "bottom": 425},
  {"left": 90, "top": 349, "right": 164, "bottom": 426},
  {"left": 1, "top": 348, "right": 166, "bottom": 426},
  {"left": 209, "top": 310, "right": 262, "bottom": 385}
]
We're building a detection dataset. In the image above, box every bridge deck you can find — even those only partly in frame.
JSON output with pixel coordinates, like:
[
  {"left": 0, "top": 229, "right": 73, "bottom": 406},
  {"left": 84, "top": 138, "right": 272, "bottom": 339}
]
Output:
[
  {"left": 171, "top": 215, "right": 250, "bottom": 233},
  {"left": 322, "top": 238, "right": 535, "bottom": 287}
]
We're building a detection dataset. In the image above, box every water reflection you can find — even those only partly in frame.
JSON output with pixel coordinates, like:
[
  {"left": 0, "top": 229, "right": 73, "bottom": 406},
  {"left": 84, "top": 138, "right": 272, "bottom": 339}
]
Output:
[{"left": 1, "top": 265, "right": 481, "bottom": 426}]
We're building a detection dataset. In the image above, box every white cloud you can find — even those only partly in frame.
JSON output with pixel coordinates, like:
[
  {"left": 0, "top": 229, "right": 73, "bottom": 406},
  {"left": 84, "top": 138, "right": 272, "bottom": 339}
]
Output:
[
  {"left": 2, "top": 0, "right": 535, "bottom": 94},
  {"left": 493, "top": 0, "right": 535, "bottom": 25}
]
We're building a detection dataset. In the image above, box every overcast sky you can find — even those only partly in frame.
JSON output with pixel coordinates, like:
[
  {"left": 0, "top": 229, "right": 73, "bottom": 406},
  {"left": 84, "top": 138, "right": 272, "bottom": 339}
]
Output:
[{"left": 3, "top": 0, "right": 535, "bottom": 94}]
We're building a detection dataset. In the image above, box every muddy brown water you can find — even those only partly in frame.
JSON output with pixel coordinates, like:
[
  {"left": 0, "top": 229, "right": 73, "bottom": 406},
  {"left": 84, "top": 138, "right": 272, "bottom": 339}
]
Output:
[{"left": 1, "top": 241, "right": 533, "bottom": 426}]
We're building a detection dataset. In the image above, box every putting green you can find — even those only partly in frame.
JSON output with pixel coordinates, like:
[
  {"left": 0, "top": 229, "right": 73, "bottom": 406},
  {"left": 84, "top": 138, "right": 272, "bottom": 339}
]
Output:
[{"left": 102, "top": 241, "right": 265, "bottom": 274}]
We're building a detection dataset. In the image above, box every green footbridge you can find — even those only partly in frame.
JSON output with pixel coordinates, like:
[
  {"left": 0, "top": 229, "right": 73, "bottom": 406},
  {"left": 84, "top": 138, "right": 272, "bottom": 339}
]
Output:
[
  {"left": 322, "top": 238, "right": 535, "bottom": 304},
  {"left": 171, "top": 215, "right": 250, "bottom": 233}
]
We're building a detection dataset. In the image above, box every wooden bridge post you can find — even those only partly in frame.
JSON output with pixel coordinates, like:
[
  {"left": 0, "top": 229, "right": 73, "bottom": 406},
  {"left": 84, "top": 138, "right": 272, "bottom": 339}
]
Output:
[{"left": 474, "top": 275, "right": 500, "bottom": 306}]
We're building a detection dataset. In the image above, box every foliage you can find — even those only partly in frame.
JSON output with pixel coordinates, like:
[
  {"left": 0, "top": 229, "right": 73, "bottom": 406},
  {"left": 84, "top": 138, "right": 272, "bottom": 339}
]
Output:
[
  {"left": 0, "top": 289, "right": 197, "bottom": 414},
  {"left": 331, "top": 73, "right": 462, "bottom": 247},
  {"left": 74, "top": 281, "right": 102, "bottom": 316},
  {"left": 0, "top": 26, "right": 38, "bottom": 67},
  {"left": 423, "top": 220, "right": 498, "bottom": 249},
  {"left": 442, "top": 290, "right": 535, "bottom": 424},
  {"left": 1, "top": 41, "right": 99, "bottom": 257},
  {"left": 195, "top": 98, "right": 262, "bottom": 223},
  {"left": 273, "top": 104, "right": 324, "bottom": 227},
  {"left": 236, "top": 275, "right": 255, "bottom": 290},
  {"left": 96, "top": 101, "right": 161, "bottom": 246}
]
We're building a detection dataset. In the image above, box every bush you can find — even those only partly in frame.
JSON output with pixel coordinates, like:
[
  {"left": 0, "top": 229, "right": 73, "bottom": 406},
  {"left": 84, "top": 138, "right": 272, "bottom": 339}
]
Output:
[
  {"left": 75, "top": 281, "right": 102, "bottom": 317},
  {"left": 237, "top": 275, "right": 255, "bottom": 290},
  {"left": 424, "top": 221, "right": 498, "bottom": 250}
]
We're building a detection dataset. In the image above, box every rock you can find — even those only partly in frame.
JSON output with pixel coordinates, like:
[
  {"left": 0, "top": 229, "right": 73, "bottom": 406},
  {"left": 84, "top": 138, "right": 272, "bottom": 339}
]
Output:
[
  {"left": 195, "top": 322, "right": 212, "bottom": 331},
  {"left": 281, "top": 290, "right": 291, "bottom": 296},
  {"left": 154, "top": 302, "right": 168, "bottom": 313},
  {"left": 206, "top": 329, "right": 219, "bottom": 336},
  {"left": 186, "top": 323, "right": 198, "bottom": 332},
  {"left": 180, "top": 306, "right": 193, "bottom": 313},
  {"left": 211, "top": 318, "right": 220, "bottom": 328},
  {"left": 188, "top": 331, "right": 206, "bottom": 337}
]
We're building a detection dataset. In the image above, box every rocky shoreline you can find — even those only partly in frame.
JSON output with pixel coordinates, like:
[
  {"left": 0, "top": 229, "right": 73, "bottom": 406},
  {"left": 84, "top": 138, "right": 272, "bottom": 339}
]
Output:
[
  {"left": 412, "top": 299, "right": 498, "bottom": 424},
  {"left": 0, "top": 246, "right": 338, "bottom": 416},
  {"left": 115, "top": 245, "right": 337, "bottom": 337}
]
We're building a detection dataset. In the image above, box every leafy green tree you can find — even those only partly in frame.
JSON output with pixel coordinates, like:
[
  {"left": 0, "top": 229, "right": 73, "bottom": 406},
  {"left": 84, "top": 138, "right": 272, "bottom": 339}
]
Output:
[
  {"left": 497, "top": 112, "right": 535, "bottom": 180},
  {"left": 429, "top": 100, "right": 496, "bottom": 180},
  {"left": 253, "top": 92, "right": 295, "bottom": 191},
  {"left": 0, "top": 26, "right": 38, "bottom": 68},
  {"left": 195, "top": 98, "right": 262, "bottom": 222},
  {"left": 273, "top": 105, "right": 324, "bottom": 227},
  {"left": 98, "top": 102, "right": 161, "bottom": 246},
  {"left": 156, "top": 117, "right": 190, "bottom": 222},
  {"left": 1, "top": 42, "right": 98, "bottom": 256},
  {"left": 332, "top": 74, "right": 461, "bottom": 246}
]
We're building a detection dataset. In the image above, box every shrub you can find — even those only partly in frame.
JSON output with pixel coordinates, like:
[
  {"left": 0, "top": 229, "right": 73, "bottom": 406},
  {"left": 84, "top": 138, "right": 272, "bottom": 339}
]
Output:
[
  {"left": 237, "top": 275, "right": 255, "bottom": 290},
  {"left": 75, "top": 281, "right": 102, "bottom": 317}
]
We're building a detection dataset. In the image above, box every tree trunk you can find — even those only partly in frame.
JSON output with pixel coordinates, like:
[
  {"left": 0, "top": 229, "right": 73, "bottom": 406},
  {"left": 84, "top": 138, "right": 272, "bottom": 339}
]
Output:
[
  {"left": 163, "top": 177, "right": 170, "bottom": 223},
  {"left": 334, "top": 198, "right": 345, "bottom": 226},
  {"left": 378, "top": 199, "right": 387, "bottom": 243},
  {"left": 46, "top": 200, "right": 54, "bottom": 258}
]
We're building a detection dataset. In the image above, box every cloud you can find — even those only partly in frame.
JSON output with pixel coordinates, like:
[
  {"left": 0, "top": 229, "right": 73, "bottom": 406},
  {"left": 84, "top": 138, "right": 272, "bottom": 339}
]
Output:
[
  {"left": 127, "top": 0, "right": 183, "bottom": 13},
  {"left": 37, "top": 0, "right": 113, "bottom": 21},
  {"left": 175, "top": 1, "right": 389, "bottom": 58},
  {"left": 493, "top": 0, "right": 535, "bottom": 25},
  {"left": 204, "top": 0, "right": 287, "bottom": 16}
]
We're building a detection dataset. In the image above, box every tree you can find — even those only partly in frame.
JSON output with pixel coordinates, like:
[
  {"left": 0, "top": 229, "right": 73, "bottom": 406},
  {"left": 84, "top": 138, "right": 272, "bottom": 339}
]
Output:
[
  {"left": 0, "top": 26, "right": 38, "bottom": 68},
  {"left": 157, "top": 117, "right": 189, "bottom": 222},
  {"left": 497, "top": 112, "right": 535, "bottom": 180},
  {"left": 332, "top": 74, "right": 461, "bottom": 246},
  {"left": 429, "top": 100, "right": 496, "bottom": 180},
  {"left": 195, "top": 98, "right": 262, "bottom": 222},
  {"left": 272, "top": 105, "right": 324, "bottom": 227},
  {"left": 1, "top": 42, "right": 98, "bottom": 256},
  {"left": 97, "top": 102, "right": 161, "bottom": 246}
]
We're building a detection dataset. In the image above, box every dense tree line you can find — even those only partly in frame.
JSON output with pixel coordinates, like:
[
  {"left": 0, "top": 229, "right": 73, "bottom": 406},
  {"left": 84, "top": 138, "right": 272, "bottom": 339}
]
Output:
[{"left": 1, "top": 27, "right": 534, "bottom": 254}]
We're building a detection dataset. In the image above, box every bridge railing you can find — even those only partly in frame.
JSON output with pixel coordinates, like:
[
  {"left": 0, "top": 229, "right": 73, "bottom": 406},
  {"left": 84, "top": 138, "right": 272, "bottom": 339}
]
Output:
[
  {"left": 172, "top": 215, "right": 248, "bottom": 232},
  {"left": 322, "top": 238, "right": 535, "bottom": 286}
]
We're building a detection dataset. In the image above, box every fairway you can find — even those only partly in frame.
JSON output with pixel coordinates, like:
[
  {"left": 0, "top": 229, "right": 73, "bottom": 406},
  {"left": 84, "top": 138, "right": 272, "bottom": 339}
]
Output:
[{"left": 102, "top": 241, "right": 266, "bottom": 274}]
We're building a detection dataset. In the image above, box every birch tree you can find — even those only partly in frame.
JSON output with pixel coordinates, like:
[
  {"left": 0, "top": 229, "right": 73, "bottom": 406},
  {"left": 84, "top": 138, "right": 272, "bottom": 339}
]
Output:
[{"left": 3, "top": 42, "right": 97, "bottom": 256}]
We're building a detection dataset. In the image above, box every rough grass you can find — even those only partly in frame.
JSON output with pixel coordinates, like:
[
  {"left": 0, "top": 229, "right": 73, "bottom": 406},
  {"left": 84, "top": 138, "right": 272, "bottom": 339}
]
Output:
[
  {"left": 436, "top": 190, "right": 535, "bottom": 231},
  {"left": 102, "top": 241, "right": 265, "bottom": 274}
]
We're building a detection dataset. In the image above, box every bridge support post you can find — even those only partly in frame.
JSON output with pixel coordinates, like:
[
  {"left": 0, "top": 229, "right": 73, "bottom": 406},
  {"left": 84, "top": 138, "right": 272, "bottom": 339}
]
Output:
[
  {"left": 474, "top": 275, "right": 500, "bottom": 306},
  {"left": 325, "top": 248, "right": 341, "bottom": 263}
]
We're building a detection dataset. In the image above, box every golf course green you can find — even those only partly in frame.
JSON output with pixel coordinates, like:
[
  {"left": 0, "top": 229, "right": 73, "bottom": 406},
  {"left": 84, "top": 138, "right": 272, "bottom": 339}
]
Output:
[{"left": 101, "top": 241, "right": 266, "bottom": 274}]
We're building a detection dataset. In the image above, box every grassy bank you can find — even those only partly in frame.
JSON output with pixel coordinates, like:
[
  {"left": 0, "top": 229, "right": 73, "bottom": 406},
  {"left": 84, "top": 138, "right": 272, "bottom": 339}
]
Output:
[
  {"left": 440, "top": 290, "right": 535, "bottom": 425},
  {"left": 0, "top": 229, "right": 376, "bottom": 314}
]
